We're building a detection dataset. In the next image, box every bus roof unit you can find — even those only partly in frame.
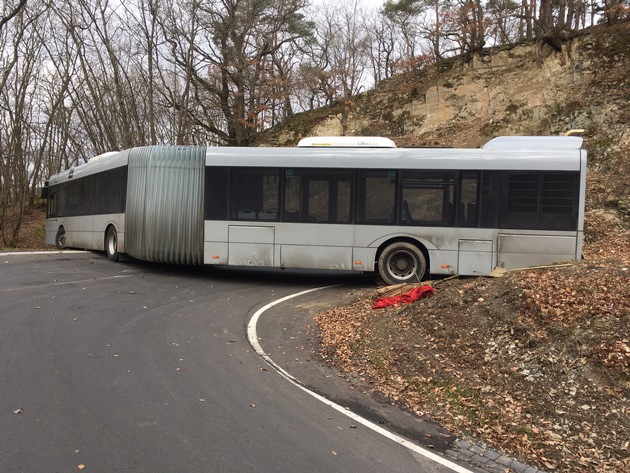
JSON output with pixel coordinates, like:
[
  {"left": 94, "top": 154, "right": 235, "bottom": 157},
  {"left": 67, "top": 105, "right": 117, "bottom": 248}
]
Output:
[
  {"left": 483, "top": 136, "right": 583, "bottom": 150},
  {"left": 297, "top": 136, "right": 397, "bottom": 148}
]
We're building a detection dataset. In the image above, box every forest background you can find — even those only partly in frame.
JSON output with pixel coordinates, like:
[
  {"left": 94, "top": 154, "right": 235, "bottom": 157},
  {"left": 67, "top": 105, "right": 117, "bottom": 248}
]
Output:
[
  {"left": 2, "top": 3, "right": 629, "bottom": 470},
  {"left": 0, "top": 0, "right": 628, "bottom": 247}
]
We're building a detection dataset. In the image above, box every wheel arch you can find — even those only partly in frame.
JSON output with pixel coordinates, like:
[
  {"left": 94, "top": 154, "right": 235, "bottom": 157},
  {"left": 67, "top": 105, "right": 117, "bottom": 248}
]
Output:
[
  {"left": 104, "top": 224, "right": 121, "bottom": 262},
  {"left": 54, "top": 225, "right": 67, "bottom": 249},
  {"left": 374, "top": 236, "right": 431, "bottom": 273},
  {"left": 103, "top": 223, "right": 118, "bottom": 248}
]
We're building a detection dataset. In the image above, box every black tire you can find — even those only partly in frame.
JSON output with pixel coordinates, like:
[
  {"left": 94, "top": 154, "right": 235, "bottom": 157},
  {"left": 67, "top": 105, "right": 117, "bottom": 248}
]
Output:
[
  {"left": 55, "top": 227, "right": 66, "bottom": 250},
  {"left": 105, "top": 227, "right": 119, "bottom": 262},
  {"left": 377, "top": 242, "right": 426, "bottom": 285}
]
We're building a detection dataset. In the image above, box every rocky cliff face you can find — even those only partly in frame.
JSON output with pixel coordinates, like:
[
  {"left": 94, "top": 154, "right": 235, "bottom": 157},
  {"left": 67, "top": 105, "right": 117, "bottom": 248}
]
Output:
[{"left": 261, "top": 22, "right": 630, "bottom": 211}]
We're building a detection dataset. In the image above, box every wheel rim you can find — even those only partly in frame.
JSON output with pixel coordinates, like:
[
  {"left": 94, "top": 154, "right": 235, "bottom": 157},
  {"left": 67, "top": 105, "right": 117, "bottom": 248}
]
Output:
[
  {"left": 107, "top": 231, "right": 116, "bottom": 256},
  {"left": 56, "top": 232, "right": 65, "bottom": 249},
  {"left": 386, "top": 249, "right": 418, "bottom": 281}
]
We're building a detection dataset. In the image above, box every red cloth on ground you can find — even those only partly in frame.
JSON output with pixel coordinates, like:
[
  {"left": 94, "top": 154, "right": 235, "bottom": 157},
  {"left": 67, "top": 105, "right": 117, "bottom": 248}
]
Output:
[{"left": 372, "top": 285, "right": 435, "bottom": 309}]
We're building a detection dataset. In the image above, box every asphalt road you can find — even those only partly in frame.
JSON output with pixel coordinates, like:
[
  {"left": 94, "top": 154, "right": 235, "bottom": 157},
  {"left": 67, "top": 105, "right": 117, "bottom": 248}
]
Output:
[{"left": 1, "top": 252, "right": 468, "bottom": 473}]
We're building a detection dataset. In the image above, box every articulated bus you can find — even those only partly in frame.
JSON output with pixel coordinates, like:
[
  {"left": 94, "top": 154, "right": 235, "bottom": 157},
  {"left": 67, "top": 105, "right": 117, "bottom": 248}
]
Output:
[{"left": 42, "top": 136, "right": 586, "bottom": 284}]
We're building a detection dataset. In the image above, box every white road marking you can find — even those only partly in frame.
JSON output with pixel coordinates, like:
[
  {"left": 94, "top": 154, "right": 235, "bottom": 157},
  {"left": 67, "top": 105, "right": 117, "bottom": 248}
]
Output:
[
  {"left": 0, "top": 274, "right": 136, "bottom": 294},
  {"left": 247, "top": 287, "right": 475, "bottom": 473},
  {"left": 0, "top": 251, "right": 135, "bottom": 293},
  {"left": 0, "top": 250, "right": 86, "bottom": 256},
  {"left": 6, "top": 251, "right": 475, "bottom": 471}
]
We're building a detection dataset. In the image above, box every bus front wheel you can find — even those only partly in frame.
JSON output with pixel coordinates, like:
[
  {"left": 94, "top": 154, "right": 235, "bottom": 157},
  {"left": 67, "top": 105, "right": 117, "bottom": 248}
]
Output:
[
  {"left": 105, "top": 227, "right": 119, "bottom": 262},
  {"left": 55, "top": 227, "right": 66, "bottom": 250},
  {"left": 378, "top": 242, "right": 426, "bottom": 285}
]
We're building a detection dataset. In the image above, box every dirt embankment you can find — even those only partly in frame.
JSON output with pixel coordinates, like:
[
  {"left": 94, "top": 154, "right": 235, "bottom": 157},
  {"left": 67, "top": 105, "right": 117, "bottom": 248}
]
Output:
[{"left": 316, "top": 211, "right": 629, "bottom": 473}]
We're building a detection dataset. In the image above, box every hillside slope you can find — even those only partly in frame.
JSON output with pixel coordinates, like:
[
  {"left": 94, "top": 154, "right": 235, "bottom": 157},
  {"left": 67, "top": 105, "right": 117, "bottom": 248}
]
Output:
[{"left": 260, "top": 21, "right": 630, "bottom": 213}]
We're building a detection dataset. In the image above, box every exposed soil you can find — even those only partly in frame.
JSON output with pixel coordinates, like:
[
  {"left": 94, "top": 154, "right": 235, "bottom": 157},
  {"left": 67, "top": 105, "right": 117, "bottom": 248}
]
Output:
[
  {"left": 315, "top": 210, "right": 630, "bottom": 473},
  {"left": 1, "top": 205, "right": 48, "bottom": 251}
]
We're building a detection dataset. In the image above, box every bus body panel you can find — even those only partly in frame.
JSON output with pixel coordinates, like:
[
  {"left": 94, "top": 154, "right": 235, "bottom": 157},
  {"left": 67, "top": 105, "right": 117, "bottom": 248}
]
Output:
[
  {"left": 44, "top": 136, "right": 587, "bottom": 281},
  {"left": 275, "top": 223, "right": 354, "bottom": 270},
  {"left": 45, "top": 216, "right": 92, "bottom": 249},
  {"left": 45, "top": 219, "right": 59, "bottom": 246},
  {"left": 46, "top": 214, "right": 125, "bottom": 253},
  {"left": 92, "top": 214, "right": 125, "bottom": 252},
  {"left": 206, "top": 221, "right": 357, "bottom": 270},
  {"left": 280, "top": 245, "right": 353, "bottom": 270},
  {"left": 352, "top": 247, "right": 377, "bottom": 272},
  {"left": 458, "top": 240, "right": 494, "bottom": 276},
  {"left": 204, "top": 147, "right": 583, "bottom": 172},
  {"left": 204, "top": 241, "right": 228, "bottom": 265},
  {"left": 497, "top": 233, "right": 578, "bottom": 269},
  {"left": 227, "top": 225, "right": 275, "bottom": 266}
]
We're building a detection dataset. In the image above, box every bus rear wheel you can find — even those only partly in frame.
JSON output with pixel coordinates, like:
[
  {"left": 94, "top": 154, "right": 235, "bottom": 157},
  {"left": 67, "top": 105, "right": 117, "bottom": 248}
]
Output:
[
  {"left": 378, "top": 242, "right": 426, "bottom": 285},
  {"left": 55, "top": 227, "right": 66, "bottom": 250},
  {"left": 105, "top": 227, "right": 119, "bottom": 262}
]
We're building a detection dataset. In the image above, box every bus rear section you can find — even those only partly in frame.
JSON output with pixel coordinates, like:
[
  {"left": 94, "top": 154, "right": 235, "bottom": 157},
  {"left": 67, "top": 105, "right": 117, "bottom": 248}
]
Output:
[{"left": 201, "top": 137, "right": 586, "bottom": 284}]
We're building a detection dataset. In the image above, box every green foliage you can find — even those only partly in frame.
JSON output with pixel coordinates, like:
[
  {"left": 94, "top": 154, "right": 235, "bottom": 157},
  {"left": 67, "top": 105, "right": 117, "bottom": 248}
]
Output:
[{"left": 383, "top": 0, "right": 423, "bottom": 16}]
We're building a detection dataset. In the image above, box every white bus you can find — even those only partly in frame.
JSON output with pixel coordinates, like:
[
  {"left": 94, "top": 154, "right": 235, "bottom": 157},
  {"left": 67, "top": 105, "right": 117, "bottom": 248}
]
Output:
[{"left": 43, "top": 136, "right": 586, "bottom": 284}]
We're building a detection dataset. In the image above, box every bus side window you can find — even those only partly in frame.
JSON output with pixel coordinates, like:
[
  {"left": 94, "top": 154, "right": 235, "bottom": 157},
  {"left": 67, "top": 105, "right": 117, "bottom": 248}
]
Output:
[
  {"left": 283, "top": 169, "right": 352, "bottom": 223},
  {"left": 107, "top": 167, "right": 127, "bottom": 214},
  {"left": 458, "top": 172, "right": 480, "bottom": 227},
  {"left": 336, "top": 179, "right": 352, "bottom": 223},
  {"left": 284, "top": 170, "right": 301, "bottom": 221},
  {"left": 95, "top": 174, "right": 107, "bottom": 214},
  {"left": 400, "top": 171, "right": 455, "bottom": 226},
  {"left": 498, "top": 171, "right": 579, "bottom": 231},
  {"left": 308, "top": 179, "right": 329, "bottom": 221},
  {"left": 56, "top": 183, "right": 67, "bottom": 217},
  {"left": 205, "top": 167, "right": 229, "bottom": 220},
  {"left": 357, "top": 170, "right": 397, "bottom": 225},
  {"left": 479, "top": 171, "right": 500, "bottom": 228},
  {"left": 228, "top": 168, "right": 279, "bottom": 221},
  {"left": 48, "top": 190, "right": 57, "bottom": 218}
]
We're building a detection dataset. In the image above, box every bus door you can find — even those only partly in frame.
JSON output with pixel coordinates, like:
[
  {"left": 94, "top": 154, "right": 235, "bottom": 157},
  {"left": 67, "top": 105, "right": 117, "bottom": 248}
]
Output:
[
  {"left": 456, "top": 172, "right": 493, "bottom": 275},
  {"left": 279, "top": 170, "right": 354, "bottom": 270}
]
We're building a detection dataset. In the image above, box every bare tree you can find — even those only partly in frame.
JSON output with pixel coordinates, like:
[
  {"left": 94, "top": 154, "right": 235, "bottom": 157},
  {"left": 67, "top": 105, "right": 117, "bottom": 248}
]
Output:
[
  {"left": 124, "top": 0, "right": 162, "bottom": 145},
  {"left": 51, "top": 0, "right": 169, "bottom": 153},
  {"left": 383, "top": 0, "right": 427, "bottom": 62},
  {"left": 0, "top": 0, "right": 28, "bottom": 33},
  {"left": 298, "top": 0, "right": 372, "bottom": 133},
  {"left": 0, "top": 0, "right": 50, "bottom": 246},
  {"left": 485, "top": 0, "right": 521, "bottom": 45},
  {"left": 365, "top": 10, "right": 399, "bottom": 85},
  {"left": 159, "top": 0, "right": 313, "bottom": 146},
  {"left": 155, "top": 0, "right": 205, "bottom": 144}
]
